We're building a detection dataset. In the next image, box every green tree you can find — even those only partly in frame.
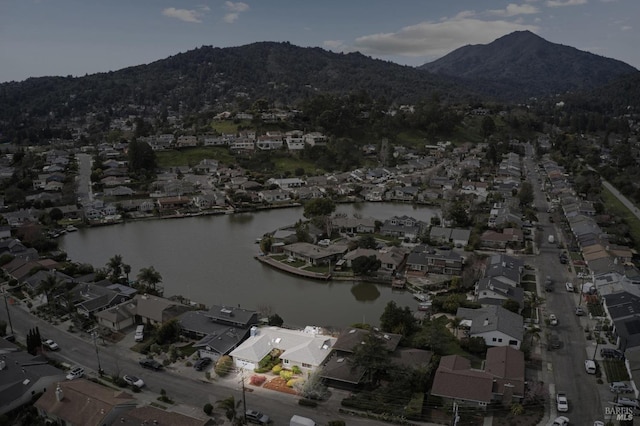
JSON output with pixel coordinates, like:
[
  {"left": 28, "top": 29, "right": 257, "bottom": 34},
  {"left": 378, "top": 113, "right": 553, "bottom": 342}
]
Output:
[
  {"left": 380, "top": 301, "right": 418, "bottom": 339},
  {"left": 37, "top": 274, "right": 62, "bottom": 306},
  {"left": 357, "top": 235, "right": 377, "bottom": 249},
  {"left": 128, "top": 139, "right": 157, "bottom": 175},
  {"left": 502, "top": 299, "right": 521, "bottom": 313},
  {"left": 517, "top": 181, "right": 534, "bottom": 207},
  {"left": 351, "top": 255, "right": 381, "bottom": 275},
  {"left": 482, "top": 116, "right": 497, "bottom": 138},
  {"left": 156, "top": 319, "right": 180, "bottom": 344},
  {"left": 268, "top": 313, "right": 284, "bottom": 327},
  {"left": 137, "top": 266, "right": 162, "bottom": 293},
  {"left": 107, "top": 255, "right": 124, "bottom": 281},
  {"left": 215, "top": 396, "right": 243, "bottom": 425},
  {"left": 444, "top": 201, "right": 471, "bottom": 227},
  {"left": 303, "top": 198, "right": 336, "bottom": 219},
  {"left": 48, "top": 208, "right": 63, "bottom": 223},
  {"left": 349, "top": 331, "right": 390, "bottom": 386}
]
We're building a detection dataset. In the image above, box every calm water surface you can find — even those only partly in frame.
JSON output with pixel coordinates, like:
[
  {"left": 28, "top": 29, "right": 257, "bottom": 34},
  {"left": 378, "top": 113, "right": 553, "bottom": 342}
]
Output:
[{"left": 60, "top": 203, "right": 439, "bottom": 328}]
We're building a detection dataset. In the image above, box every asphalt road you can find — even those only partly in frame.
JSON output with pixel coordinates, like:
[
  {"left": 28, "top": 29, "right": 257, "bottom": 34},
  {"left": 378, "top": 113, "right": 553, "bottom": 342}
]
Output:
[{"left": 524, "top": 144, "right": 603, "bottom": 424}]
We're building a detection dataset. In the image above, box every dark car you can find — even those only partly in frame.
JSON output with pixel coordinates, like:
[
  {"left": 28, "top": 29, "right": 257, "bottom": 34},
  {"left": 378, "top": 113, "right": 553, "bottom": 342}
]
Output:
[
  {"left": 245, "top": 409, "right": 270, "bottom": 425},
  {"left": 601, "top": 348, "right": 625, "bottom": 360},
  {"left": 139, "top": 358, "right": 163, "bottom": 371},
  {"left": 194, "top": 357, "right": 212, "bottom": 371}
]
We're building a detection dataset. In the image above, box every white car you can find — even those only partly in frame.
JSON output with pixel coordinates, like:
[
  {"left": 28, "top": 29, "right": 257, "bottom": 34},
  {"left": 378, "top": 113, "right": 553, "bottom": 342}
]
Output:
[
  {"left": 42, "top": 339, "right": 60, "bottom": 351},
  {"left": 616, "top": 397, "right": 640, "bottom": 409},
  {"left": 123, "top": 374, "right": 145, "bottom": 388},
  {"left": 565, "top": 282, "right": 574, "bottom": 292},
  {"left": 66, "top": 366, "right": 84, "bottom": 380},
  {"left": 549, "top": 314, "right": 558, "bottom": 326},
  {"left": 553, "top": 416, "right": 570, "bottom": 426},
  {"left": 556, "top": 392, "right": 569, "bottom": 412}
]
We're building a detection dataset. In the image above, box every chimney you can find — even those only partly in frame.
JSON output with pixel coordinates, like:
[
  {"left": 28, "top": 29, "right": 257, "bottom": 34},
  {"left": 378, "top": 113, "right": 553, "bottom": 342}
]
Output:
[{"left": 55, "top": 384, "right": 64, "bottom": 402}]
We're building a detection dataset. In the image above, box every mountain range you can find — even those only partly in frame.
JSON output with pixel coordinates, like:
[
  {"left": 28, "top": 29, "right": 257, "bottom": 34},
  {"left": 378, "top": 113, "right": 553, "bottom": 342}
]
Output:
[{"left": 0, "top": 31, "right": 638, "bottom": 129}]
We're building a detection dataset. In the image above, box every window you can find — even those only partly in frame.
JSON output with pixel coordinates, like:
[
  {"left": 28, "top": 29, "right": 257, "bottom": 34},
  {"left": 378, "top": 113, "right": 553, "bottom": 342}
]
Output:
[
  {"left": 492, "top": 338, "right": 497, "bottom": 342},
  {"left": 302, "top": 363, "right": 311, "bottom": 368},
  {"left": 498, "top": 338, "right": 503, "bottom": 342},
  {"left": 509, "top": 340, "right": 518, "bottom": 346}
]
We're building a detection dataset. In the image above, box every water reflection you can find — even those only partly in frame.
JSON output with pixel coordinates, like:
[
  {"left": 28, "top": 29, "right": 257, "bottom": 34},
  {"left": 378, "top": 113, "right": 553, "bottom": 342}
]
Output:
[{"left": 350, "top": 281, "right": 381, "bottom": 302}]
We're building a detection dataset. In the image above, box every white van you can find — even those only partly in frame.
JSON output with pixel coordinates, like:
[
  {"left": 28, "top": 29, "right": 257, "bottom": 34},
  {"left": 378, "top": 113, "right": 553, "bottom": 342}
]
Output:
[
  {"left": 585, "top": 359, "right": 596, "bottom": 374},
  {"left": 134, "top": 325, "right": 144, "bottom": 342}
]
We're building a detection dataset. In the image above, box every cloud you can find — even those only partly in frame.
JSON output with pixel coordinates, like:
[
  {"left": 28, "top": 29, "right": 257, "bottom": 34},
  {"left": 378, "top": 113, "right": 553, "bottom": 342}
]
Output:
[
  {"left": 351, "top": 18, "right": 538, "bottom": 59},
  {"left": 487, "top": 3, "right": 539, "bottom": 17},
  {"left": 323, "top": 40, "right": 346, "bottom": 50},
  {"left": 223, "top": 1, "right": 249, "bottom": 23},
  {"left": 545, "top": 0, "right": 587, "bottom": 7},
  {"left": 621, "top": 25, "right": 632, "bottom": 31},
  {"left": 162, "top": 7, "right": 204, "bottom": 23}
]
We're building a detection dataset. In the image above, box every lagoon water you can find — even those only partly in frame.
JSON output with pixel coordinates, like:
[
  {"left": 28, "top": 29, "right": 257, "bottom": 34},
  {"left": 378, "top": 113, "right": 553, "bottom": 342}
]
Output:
[{"left": 60, "top": 203, "right": 439, "bottom": 328}]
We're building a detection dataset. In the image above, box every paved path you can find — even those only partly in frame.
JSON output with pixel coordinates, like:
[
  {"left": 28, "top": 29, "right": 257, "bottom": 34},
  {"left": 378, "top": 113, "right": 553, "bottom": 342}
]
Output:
[{"left": 602, "top": 179, "right": 640, "bottom": 219}]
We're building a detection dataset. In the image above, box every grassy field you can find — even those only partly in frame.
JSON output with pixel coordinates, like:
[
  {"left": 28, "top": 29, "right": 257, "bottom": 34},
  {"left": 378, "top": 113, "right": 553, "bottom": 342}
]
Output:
[
  {"left": 155, "top": 147, "right": 235, "bottom": 168},
  {"left": 273, "top": 156, "right": 324, "bottom": 176},
  {"left": 601, "top": 186, "right": 640, "bottom": 251}
]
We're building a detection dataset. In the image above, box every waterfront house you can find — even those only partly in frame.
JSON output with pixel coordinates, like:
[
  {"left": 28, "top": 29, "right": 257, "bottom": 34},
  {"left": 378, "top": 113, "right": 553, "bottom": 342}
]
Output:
[
  {"left": 35, "top": 379, "right": 137, "bottom": 426},
  {"left": 282, "top": 242, "right": 347, "bottom": 266},
  {"left": 430, "top": 346, "right": 525, "bottom": 409},
  {"left": 380, "top": 215, "right": 426, "bottom": 240},
  {"left": 457, "top": 305, "right": 523, "bottom": 349},
  {"left": 230, "top": 326, "right": 336, "bottom": 372},
  {"left": 330, "top": 216, "right": 377, "bottom": 234},
  {"left": 134, "top": 294, "right": 192, "bottom": 326},
  {"left": 475, "top": 278, "right": 524, "bottom": 312},
  {"left": 94, "top": 299, "right": 138, "bottom": 331},
  {"left": 484, "top": 254, "right": 523, "bottom": 287},
  {"left": 179, "top": 305, "right": 259, "bottom": 361},
  {"left": 405, "top": 244, "right": 464, "bottom": 276}
]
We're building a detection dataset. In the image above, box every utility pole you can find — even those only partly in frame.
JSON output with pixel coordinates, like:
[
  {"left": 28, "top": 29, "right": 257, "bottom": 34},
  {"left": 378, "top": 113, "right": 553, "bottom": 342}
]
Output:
[
  {"left": 91, "top": 330, "right": 103, "bottom": 376},
  {"left": 2, "top": 286, "right": 14, "bottom": 335},
  {"left": 452, "top": 401, "right": 460, "bottom": 426},
  {"left": 239, "top": 371, "right": 247, "bottom": 424}
]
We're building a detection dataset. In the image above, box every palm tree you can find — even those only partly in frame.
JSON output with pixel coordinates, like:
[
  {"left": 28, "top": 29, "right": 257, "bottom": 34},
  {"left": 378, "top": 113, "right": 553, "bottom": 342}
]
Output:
[
  {"left": 37, "top": 274, "right": 62, "bottom": 306},
  {"left": 137, "top": 266, "right": 162, "bottom": 294},
  {"left": 215, "top": 395, "right": 243, "bottom": 425},
  {"left": 107, "top": 254, "right": 124, "bottom": 281},
  {"left": 123, "top": 264, "right": 131, "bottom": 284},
  {"left": 449, "top": 316, "right": 462, "bottom": 338},
  {"left": 526, "top": 326, "right": 542, "bottom": 348}
]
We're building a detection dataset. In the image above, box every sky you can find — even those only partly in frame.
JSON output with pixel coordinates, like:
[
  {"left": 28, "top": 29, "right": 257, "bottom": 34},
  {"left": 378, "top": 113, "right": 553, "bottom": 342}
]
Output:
[{"left": 1, "top": 0, "right": 638, "bottom": 83}]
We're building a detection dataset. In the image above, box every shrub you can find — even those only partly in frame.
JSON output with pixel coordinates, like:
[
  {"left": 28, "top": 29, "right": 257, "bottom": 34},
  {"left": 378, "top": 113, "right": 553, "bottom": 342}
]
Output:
[
  {"left": 203, "top": 403, "right": 213, "bottom": 415},
  {"left": 280, "top": 370, "right": 293, "bottom": 381},
  {"left": 250, "top": 375, "right": 266, "bottom": 386},
  {"left": 286, "top": 379, "right": 298, "bottom": 387},
  {"left": 299, "top": 398, "right": 318, "bottom": 407},
  {"left": 215, "top": 355, "right": 233, "bottom": 377},
  {"left": 272, "top": 364, "right": 282, "bottom": 374},
  {"left": 291, "top": 365, "right": 301, "bottom": 374}
]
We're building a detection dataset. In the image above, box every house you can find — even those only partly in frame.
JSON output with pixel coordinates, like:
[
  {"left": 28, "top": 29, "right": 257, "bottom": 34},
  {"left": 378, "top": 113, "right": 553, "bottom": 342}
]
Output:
[
  {"left": 0, "top": 341, "right": 66, "bottom": 416},
  {"left": 480, "top": 228, "right": 524, "bottom": 250},
  {"left": 157, "top": 196, "right": 192, "bottom": 211},
  {"left": 475, "top": 278, "right": 524, "bottom": 311},
  {"left": 429, "top": 227, "right": 472, "bottom": 248},
  {"left": 430, "top": 346, "right": 525, "bottom": 409},
  {"left": 320, "top": 328, "right": 402, "bottom": 390},
  {"left": 258, "top": 189, "right": 291, "bottom": 203},
  {"left": 230, "top": 326, "right": 336, "bottom": 373},
  {"left": 65, "top": 283, "right": 131, "bottom": 318},
  {"left": 484, "top": 254, "right": 523, "bottom": 287},
  {"left": 330, "top": 216, "right": 377, "bottom": 234},
  {"left": 134, "top": 294, "right": 192, "bottom": 326},
  {"left": 380, "top": 215, "right": 426, "bottom": 240},
  {"left": 179, "top": 305, "right": 259, "bottom": 361},
  {"left": 457, "top": 305, "right": 523, "bottom": 349},
  {"left": 116, "top": 406, "right": 214, "bottom": 426},
  {"left": 94, "top": 299, "right": 138, "bottom": 331},
  {"left": 341, "top": 247, "right": 407, "bottom": 274},
  {"left": 282, "top": 242, "right": 347, "bottom": 266},
  {"left": 405, "top": 244, "right": 464, "bottom": 276},
  {"left": 35, "top": 379, "right": 137, "bottom": 426}
]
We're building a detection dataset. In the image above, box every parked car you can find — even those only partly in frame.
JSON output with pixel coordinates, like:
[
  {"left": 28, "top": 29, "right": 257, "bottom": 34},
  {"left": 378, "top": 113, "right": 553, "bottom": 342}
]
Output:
[
  {"left": 66, "top": 366, "right": 84, "bottom": 380},
  {"left": 552, "top": 416, "right": 570, "bottom": 426},
  {"left": 575, "top": 306, "right": 585, "bottom": 316},
  {"left": 556, "top": 392, "right": 569, "bottom": 412},
  {"left": 123, "top": 375, "right": 145, "bottom": 388},
  {"left": 549, "top": 333, "right": 561, "bottom": 350},
  {"left": 549, "top": 314, "right": 558, "bottom": 326},
  {"left": 41, "top": 339, "right": 60, "bottom": 351},
  {"left": 565, "top": 282, "right": 574, "bottom": 292},
  {"left": 616, "top": 397, "right": 640, "bottom": 409},
  {"left": 610, "top": 382, "right": 633, "bottom": 393},
  {"left": 245, "top": 409, "right": 270, "bottom": 425},
  {"left": 601, "top": 348, "right": 625, "bottom": 360},
  {"left": 194, "top": 358, "right": 212, "bottom": 371},
  {"left": 139, "top": 359, "right": 163, "bottom": 371}
]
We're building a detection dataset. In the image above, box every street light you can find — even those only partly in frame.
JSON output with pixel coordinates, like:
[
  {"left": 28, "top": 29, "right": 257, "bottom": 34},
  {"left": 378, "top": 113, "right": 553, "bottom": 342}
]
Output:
[{"left": 91, "top": 331, "right": 103, "bottom": 376}]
